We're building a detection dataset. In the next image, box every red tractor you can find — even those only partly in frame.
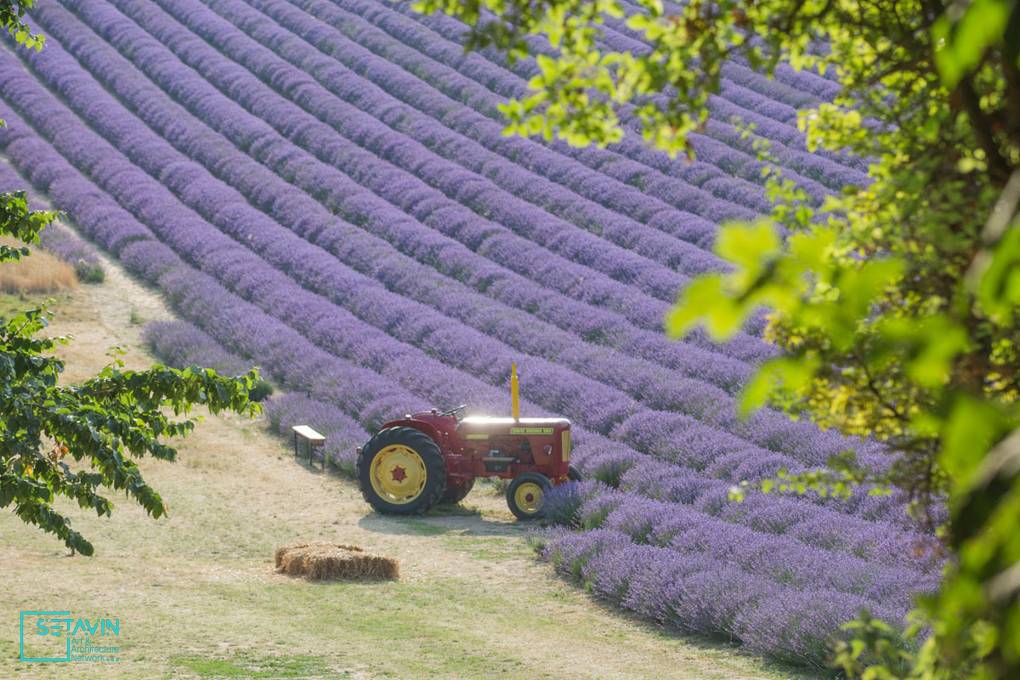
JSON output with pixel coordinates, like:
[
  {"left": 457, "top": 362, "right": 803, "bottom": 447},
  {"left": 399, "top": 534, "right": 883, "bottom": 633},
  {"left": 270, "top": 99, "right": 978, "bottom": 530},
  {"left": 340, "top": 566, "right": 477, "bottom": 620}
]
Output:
[{"left": 356, "top": 364, "right": 578, "bottom": 519}]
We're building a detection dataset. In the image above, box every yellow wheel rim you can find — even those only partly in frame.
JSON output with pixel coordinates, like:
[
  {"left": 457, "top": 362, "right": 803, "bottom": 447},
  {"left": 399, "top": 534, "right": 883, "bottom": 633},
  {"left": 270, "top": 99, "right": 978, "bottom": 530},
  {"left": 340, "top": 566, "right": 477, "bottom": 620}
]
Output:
[
  {"left": 513, "top": 481, "right": 545, "bottom": 515},
  {"left": 370, "top": 444, "right": 427, "bottom": 504}
]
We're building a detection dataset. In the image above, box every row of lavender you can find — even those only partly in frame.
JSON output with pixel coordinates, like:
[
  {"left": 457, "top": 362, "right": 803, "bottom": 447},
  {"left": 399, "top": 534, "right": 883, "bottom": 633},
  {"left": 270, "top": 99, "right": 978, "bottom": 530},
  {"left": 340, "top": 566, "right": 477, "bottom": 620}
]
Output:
[
  {"left": 53, "top": 0, "right": 758, "bottom": 360},
  {"left": 217, "top": 0, "right": 855, "bottom": 276},
  {"left": 0, "top": 103, "right": 419, "bottom": 453},
  {"left": 381, "top": 0, "right": 836, "bottom": 184},
  {"left": 5, "top": 116, "right": 363, "bottom": 471},
  {"left": 207, "top": 0, "right": 758, "bottom": 272},
  {"left": 539, "top": 491, "right": 902, "bottom": 666},
  {"left": 430, "top": 0, "right": 851, "bottom": 146},
  {"left": 168, "top": 0, "right": 854, "bottom": 360}
]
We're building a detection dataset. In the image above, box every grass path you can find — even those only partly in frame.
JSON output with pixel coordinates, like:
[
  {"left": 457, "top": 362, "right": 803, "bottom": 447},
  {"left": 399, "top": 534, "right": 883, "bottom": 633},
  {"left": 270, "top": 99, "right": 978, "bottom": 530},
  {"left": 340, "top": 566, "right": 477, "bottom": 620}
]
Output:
[{"left": 0, "top": 245, "right": 817, "bottom": 679}]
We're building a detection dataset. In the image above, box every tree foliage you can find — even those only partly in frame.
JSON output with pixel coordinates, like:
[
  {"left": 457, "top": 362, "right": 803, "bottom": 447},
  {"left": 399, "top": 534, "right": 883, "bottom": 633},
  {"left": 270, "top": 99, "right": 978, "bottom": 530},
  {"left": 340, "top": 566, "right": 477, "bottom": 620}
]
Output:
[
  {"left": 0, "top": 0, "right": 41, "bottom": 50},
  {"left": 415, "top": 0, "right": 1020, "bottom": 675},
  {"left": 0, "top": 1, "right": 259, "bottom": 556},
  {"left": 0, "top": 197, "right": 261, "bottom": 556}
]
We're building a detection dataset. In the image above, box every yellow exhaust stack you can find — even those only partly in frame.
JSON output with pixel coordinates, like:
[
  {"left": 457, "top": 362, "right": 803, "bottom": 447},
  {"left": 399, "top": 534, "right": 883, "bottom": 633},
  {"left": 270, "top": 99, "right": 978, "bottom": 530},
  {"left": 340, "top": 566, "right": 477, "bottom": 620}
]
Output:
[{"left": 510, "top": 362, "right": 520, "bottom": 421}]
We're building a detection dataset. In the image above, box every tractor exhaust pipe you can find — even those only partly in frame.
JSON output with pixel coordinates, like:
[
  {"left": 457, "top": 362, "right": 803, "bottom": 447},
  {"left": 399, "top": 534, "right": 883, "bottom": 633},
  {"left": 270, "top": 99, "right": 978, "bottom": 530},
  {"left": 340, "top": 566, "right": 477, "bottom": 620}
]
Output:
[{"left": 511, "top": 362, "right": 521, "bottom": 421}]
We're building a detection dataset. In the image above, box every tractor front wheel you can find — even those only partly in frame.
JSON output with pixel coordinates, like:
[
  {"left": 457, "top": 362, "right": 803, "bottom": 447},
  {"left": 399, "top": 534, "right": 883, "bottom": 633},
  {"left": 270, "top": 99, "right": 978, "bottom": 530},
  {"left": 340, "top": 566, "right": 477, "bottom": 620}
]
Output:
[
  {"left": 506, "top": 473, "right": 551, "bottom": 520},
  {"left": 357, "top": 427, "right": 446, "bottom": 515}
]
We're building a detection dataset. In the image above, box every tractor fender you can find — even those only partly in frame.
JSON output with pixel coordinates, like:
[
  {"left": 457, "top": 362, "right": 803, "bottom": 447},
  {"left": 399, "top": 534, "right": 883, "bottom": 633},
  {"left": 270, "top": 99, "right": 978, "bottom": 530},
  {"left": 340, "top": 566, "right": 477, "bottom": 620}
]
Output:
[
  {"left": 378, "top": 419, "right": 445, "bottom": 448},
  {"left": 374, "top": 418, "right": 473, "bottom": 482}
]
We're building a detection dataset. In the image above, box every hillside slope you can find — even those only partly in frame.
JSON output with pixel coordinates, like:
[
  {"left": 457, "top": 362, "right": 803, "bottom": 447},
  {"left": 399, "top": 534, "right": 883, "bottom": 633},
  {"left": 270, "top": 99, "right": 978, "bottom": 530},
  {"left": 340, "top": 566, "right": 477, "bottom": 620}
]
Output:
[
  {"left": 0, "top": 261, "right": 811, "bottom": 679},
  {"left": 0, "top": 0, "right": 937, "bottom": 666}
]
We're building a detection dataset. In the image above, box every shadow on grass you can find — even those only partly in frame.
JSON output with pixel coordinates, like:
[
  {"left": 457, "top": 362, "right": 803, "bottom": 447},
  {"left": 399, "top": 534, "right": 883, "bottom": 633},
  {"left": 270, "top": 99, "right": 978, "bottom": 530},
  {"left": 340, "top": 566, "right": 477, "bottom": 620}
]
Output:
[
  {"left": 356, "top": 507, "right": 524, "bottom": 538},
  {"left": 270, "top": 570, "right": 401, "bottom": 588}
]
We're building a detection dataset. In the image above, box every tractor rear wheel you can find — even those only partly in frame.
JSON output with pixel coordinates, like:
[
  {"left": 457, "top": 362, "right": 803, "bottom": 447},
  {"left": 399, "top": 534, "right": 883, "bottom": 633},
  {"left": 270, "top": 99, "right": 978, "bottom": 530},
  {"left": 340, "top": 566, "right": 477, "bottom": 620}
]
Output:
[
  {"left": 440, "top": 477, "right": 475, "bottom": 505},
  {"left": 357, "top": 427, "right": 446, "bottom": 515},
  {"left": 506, "top": 472, "right": 552, "bottom": 520}
]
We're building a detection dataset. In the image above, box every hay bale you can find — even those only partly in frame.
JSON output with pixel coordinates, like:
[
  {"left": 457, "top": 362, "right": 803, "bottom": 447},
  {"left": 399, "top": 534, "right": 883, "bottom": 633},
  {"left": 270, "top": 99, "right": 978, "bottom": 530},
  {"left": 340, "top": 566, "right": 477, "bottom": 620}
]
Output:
[{"left": 274, "top": 542, "right": 399, "bottom": 581}]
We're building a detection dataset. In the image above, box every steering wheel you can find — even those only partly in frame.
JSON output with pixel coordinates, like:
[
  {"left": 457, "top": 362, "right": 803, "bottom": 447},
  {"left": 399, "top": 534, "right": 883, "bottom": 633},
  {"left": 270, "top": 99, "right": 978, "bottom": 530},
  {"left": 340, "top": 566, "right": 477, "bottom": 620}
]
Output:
[{"left": 439, "top": 404, "right": 467, "bottom": 419}]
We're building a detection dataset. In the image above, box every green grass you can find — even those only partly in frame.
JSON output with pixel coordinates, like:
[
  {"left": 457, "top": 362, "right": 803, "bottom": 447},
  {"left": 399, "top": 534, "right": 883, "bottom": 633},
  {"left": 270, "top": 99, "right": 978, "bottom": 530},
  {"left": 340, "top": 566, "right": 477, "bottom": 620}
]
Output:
[
  {"left": 440, "top": 534, "right": 532, "bottom": 561},
  {"left": 172, "top": 655, "right": 336, "bottom": 679},
  {"left": 0, "top": 291, "right": 80, "bottom": 325}
]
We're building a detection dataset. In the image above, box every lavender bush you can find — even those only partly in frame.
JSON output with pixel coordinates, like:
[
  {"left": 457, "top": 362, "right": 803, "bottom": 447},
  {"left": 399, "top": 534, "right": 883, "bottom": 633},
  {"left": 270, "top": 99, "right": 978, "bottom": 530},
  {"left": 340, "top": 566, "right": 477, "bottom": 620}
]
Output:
[{"left": 144, "top": 319, "right": 254, "bottom": 377}]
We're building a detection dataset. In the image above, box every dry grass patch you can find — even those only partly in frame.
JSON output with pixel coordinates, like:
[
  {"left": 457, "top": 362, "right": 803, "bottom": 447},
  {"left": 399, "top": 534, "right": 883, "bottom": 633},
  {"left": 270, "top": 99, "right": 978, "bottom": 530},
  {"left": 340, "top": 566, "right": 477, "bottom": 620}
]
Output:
[
  {"left": 0, "top": 236, "right": 77, "bottom": 293},
  {"left": 275, "top": 542, "right": 400, "bottom": 581}
]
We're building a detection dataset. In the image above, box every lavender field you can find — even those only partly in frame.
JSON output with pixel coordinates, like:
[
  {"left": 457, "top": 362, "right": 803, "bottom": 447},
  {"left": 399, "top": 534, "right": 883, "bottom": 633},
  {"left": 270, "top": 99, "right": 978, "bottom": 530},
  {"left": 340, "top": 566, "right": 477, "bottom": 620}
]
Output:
[{"left": 0, "top": 0, "right": 940, "bottom": 666}]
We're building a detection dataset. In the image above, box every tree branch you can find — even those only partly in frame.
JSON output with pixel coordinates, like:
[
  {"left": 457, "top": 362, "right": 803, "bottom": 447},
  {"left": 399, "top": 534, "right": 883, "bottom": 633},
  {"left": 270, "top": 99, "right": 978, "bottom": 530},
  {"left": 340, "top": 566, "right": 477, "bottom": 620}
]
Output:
[
  {"left": 956, "top": 75, "right": 1013, "bottom": 183},
  {"left": 1001, "top": 54, "right": 1020, "bottom": 146}
]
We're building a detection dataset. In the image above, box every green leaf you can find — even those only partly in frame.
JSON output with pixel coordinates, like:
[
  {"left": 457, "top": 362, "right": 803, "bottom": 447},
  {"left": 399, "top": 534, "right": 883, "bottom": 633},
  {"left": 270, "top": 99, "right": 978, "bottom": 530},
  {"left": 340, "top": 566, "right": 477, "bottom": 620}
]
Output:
[
  {"left": 932, "top": 0, "right": 1013, "bottom": 88},
  {"left": 715, "top": 221, "right": 782, "bottom": 274},
  {"left": 665, "top": 274, "right": 750, "bottom": 340},
  {"left": 739, "top": 355, "right": 820, "bottom": 414},
  {"left": 976, "top": 217, "right": 1020, "bottom": 323},
  {"left": 941, "top": 395, "right": 1009, "bottom": 485}
]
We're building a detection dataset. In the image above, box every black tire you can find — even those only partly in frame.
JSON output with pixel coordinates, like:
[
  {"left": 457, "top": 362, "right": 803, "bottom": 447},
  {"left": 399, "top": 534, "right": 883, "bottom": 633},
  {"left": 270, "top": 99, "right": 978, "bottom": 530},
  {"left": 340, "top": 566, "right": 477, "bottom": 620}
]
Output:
[
  {"left": 568, "top": 465, "right": 582, "bottom": 482},
  {"left": 506, "top": 472, "right": 552, "bottom": 520},
  {"left": 357, "top": 427, "right": 446, "bottom": 515},
  {"left": 440, "top": 477, "right": 475, "bottom": 505}
]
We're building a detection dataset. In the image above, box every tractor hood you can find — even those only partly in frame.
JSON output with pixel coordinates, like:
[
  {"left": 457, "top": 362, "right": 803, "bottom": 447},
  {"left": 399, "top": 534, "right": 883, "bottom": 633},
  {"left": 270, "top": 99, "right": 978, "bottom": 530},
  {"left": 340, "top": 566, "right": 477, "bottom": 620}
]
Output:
[{"left": 457, "top": 416, "right": 570, "bottom": 436}]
